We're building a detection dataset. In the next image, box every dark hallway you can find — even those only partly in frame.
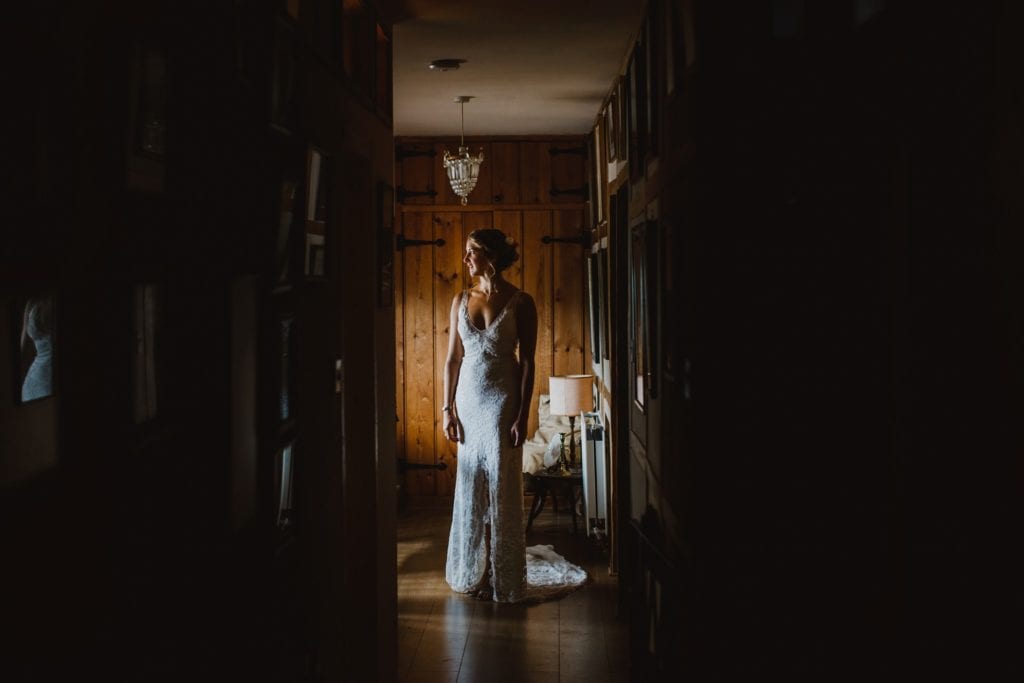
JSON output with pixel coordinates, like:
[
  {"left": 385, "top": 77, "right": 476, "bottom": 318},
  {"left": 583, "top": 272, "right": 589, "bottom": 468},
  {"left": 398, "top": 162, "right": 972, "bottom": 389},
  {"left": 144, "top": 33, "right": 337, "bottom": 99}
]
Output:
[{"left": 4, "top": 1, "right": 1023, "bottom": 681}]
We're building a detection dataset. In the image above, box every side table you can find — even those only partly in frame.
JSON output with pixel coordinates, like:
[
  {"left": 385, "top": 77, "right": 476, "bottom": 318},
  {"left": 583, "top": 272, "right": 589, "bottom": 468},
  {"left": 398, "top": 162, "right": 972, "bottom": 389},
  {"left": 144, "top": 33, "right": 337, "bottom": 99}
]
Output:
[{"left": 526, "top": 467, "right": 583, "bottom": 534}]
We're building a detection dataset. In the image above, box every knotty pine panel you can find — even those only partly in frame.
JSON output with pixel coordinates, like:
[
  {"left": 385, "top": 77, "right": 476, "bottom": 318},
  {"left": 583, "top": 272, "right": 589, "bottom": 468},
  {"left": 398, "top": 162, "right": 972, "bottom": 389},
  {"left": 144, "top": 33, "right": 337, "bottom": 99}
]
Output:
[
  {"left": 490, "top": 142, "right": 521, "bottom": 204},
  {"left": 397, "top": 143, "right": 436, "bottom": 204},
  {"left": 432, "top": 213, "right": 463, "bottom": 497},
  {"left": 550, "top": 144, "right": 585, "bottom": 205},
  {"left": 523, "top": 210, "right": 554, "bottom": 439},
  {"left": 395, "top": 219, "right": 407, "bottom": 467},
  {"left": 552, "top": 209, "right": 586, "bottom": 378},
  {"left": 401, "top": 212, "right": 436, "bottom": 496},
  {"left": 519, "top": 142, "right": 552, "bottom": 205}
]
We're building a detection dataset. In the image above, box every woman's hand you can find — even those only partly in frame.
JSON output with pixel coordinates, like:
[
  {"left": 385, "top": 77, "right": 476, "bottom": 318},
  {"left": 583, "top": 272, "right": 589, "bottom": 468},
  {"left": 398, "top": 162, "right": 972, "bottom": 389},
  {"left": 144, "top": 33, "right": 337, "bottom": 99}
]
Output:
[
  {"left": 444, "top": 410, "right": 461, "bottom": 443},
  {"left": 510, "top": 414, "right": 529, "bottom": 448}
]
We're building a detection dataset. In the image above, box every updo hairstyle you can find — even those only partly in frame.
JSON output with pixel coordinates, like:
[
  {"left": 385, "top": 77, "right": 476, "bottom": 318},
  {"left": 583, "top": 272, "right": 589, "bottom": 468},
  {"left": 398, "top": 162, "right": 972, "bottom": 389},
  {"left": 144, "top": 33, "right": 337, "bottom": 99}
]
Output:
[{"left": 467, "top": 229, "right": 520, "bottom": 274}]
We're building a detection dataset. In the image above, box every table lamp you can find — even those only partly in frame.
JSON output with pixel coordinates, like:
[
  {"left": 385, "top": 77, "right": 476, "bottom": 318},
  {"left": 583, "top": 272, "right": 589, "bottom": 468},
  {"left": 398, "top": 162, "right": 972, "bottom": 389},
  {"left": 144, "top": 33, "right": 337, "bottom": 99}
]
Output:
[{"left": 549, "top": 374, "right": 594, "bottom": 472}]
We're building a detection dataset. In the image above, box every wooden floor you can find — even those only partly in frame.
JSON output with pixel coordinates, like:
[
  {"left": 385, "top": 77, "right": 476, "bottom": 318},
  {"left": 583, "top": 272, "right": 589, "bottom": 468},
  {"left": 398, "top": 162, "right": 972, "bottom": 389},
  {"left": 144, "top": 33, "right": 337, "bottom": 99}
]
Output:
[{"left": 396, "top": 500, "right": 629, "bottom": 683}]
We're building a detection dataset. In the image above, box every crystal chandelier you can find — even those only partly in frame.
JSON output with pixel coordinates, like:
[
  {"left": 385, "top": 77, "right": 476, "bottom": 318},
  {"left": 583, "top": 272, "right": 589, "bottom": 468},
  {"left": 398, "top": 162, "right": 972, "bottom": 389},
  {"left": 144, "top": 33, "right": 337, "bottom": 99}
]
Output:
[{"left": 443, "top": 96, "right": 484, "bottom": 205}]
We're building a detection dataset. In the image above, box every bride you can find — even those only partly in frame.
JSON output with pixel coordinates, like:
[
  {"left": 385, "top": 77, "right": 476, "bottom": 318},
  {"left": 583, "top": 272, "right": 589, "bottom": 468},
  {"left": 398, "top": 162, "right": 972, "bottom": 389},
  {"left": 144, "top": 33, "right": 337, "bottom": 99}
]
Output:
[{"left": 442, "top": 228, "right": 587, "bottom": 603}]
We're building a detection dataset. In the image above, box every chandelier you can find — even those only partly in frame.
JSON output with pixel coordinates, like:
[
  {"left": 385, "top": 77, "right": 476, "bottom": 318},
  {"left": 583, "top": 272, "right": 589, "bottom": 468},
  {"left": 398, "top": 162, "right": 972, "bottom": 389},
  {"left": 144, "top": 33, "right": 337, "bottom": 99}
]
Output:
[{"left": 443, "top": 96, "right": 484, "bottom": 205}]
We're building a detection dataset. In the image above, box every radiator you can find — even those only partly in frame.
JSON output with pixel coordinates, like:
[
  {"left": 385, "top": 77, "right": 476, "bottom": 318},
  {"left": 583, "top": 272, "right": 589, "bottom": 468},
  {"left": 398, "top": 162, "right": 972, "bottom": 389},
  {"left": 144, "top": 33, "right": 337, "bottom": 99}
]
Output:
[{"left": 580, "top": 411, "right": 607, "bottom": 538}]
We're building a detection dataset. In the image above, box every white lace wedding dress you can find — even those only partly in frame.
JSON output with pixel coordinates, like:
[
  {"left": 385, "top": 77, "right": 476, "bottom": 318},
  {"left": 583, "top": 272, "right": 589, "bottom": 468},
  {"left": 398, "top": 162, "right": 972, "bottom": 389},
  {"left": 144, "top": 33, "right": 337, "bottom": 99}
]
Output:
[{"left": 445, "top": 290, "right": 588, "bottom": 603}]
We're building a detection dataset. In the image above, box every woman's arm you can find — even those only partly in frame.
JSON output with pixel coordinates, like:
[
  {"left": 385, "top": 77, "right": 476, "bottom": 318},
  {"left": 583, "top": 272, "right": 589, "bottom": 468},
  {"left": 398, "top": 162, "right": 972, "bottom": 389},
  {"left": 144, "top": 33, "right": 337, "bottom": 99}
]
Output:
[
  {"left": 443, "top": 292, "right": 465, "bottom": 443},
  {"left": 511, "top": 293, "right": 538, "bottom": 448}
]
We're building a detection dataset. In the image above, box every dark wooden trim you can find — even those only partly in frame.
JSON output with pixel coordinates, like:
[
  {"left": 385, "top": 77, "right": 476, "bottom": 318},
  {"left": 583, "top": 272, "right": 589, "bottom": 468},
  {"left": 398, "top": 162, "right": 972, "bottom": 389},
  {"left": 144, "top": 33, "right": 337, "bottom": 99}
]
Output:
[{"left": 398, "top": 202, "right": 585, "bottom": 212}]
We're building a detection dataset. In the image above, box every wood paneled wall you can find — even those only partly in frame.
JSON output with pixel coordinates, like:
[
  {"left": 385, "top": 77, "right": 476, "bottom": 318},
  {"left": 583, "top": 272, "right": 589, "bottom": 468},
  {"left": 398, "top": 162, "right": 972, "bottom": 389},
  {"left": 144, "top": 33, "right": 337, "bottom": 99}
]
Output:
[{"left": 394, "top": 137, "right": 590, "bottom": 500}]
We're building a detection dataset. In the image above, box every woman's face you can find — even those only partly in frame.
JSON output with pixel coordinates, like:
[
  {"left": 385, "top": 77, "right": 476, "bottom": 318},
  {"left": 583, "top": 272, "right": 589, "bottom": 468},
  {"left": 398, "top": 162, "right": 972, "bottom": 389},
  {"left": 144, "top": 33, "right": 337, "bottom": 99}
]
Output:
[{"left": 464, "top": 240, "right": 492, "bottom": 278}]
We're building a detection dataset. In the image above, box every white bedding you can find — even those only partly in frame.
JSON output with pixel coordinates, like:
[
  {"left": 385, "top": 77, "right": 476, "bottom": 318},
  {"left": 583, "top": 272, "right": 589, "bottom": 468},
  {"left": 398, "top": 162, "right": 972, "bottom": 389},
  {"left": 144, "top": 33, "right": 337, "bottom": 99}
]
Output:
[{"left": 522, "top": 394, "right": 573, "bottom": 475}]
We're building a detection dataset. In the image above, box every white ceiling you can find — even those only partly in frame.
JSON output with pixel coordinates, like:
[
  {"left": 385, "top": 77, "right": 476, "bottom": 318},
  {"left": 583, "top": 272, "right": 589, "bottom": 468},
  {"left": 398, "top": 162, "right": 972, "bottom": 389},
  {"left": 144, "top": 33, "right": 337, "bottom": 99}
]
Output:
[{"left": 392, "top": 0, "right": 646, "bottom": 136}]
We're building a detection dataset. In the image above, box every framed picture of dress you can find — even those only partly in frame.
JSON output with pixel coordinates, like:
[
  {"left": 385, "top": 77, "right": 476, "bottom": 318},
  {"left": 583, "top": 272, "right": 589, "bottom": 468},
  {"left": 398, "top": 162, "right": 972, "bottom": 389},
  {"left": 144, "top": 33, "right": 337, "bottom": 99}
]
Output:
[
  {"left": 12, "top": 294, "right": 56, "bottom": 405},
  {"left": 304, "top": 145, "right": 330, "bottom": 279}
]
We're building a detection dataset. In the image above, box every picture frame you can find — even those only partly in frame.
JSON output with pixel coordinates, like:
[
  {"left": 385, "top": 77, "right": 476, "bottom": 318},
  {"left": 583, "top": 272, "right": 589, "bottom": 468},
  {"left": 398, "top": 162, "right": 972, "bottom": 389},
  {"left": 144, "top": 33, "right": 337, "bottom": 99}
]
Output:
[
  {"left": 125, "top": 38, "right": 166, "bottom": 193},
  {"left": 630, "top": 218, "right": 660, "bottom": 408},
  {"left": 12, "top": 294, "right": 56, "bottom": 405},
  {"left": 273, "top": 142, "right": 304, "bottom": 291},
  {"left": 605, "top": 95, "right": 617, "bottom": 162},
  {"left": 593, "top": 127, "right": 605, "bottom": 223},
  {"left": 630, "top": 222, "right": 649, "bottom": 409},
  {"left": 304, "top": 145, "right": 330, "bottom": 280},
  {"left": 598, "top": 240, "right": 611, "bottom": 363},
  {"left": 274, "top": 440, "right": 296, "bottom": 532},
  {"left": 617, "top": 75, "right": 629, "bottom": 171},
  {"left": 377, "top": 182, "right": 395, "bottom": 308},
  {"left": 587, "top": 249, "right": 602, "bottom": 368},
  {"left": 132, "top": 284, "right": 160, "bottom": 423},
  {"left": 279, "top": 316, "right": 294, "bottom": 423}
]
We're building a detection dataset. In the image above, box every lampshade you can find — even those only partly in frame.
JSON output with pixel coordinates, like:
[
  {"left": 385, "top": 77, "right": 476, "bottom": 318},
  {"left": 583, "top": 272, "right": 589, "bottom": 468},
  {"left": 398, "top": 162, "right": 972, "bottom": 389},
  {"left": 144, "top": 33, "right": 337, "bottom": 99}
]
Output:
[{"left": 549, "top": 375, "right": 594, "bottom": 416}]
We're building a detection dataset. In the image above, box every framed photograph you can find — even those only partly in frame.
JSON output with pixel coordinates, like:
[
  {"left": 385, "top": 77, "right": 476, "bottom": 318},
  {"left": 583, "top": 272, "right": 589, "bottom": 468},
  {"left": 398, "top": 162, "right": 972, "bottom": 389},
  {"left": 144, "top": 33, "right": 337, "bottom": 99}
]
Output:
[
  {"left": 630, "top": 219, "right": 659, "bottom": 409},
  {"left": 274, "top": 178, "right": 299, "bottom": 289},
  {"left": 593, "top": 128, "right": 605, "bottom": 223},
  {"left": 304, "top": 145, "right": 329, "bottom": 279},
  {"left": 604, "top": 100, "right": 616, "bottom": 163},
  {"left": 279, "top": 317, "right": 294, "bottom": 423},
  {"left": 598, "top": 242, "right": 611, "bottom": 363},
  {"left": 617, "top": 76, "right": 629, "bottom": 170},
  {"left": 630, "top": 222, "right": 649, "bottom": 409},
  {"left": 12, "top": 294, "right": 56, "bottom": 404},
  {"left": 126, "top": 38, "right": 166, "bottom": 193},
  {"left": 273, "top": 143, "right": 304, "bottom": 290},
  {"left": 274, "top": 440, "right": 296, "bottom": 532},
  {"left": 587, "top": 250, "right": 602, "bottom": 368},
  {"left": 628, "top": 42, "right": 648, "bottom": 176},
  {"left": 270, "top": 18, "right": 298, "bottom": 135},
  {"left": 377, "top": 182, "right": 395, "bottom": 308},
  {"left": 132, "top": 284, "right": 160, "bottom": 423}
]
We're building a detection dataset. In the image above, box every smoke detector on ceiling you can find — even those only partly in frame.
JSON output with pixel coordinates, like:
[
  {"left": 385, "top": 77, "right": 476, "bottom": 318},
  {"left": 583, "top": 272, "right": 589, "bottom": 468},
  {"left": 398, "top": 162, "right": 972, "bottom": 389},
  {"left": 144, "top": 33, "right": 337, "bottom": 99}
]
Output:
[{"left": 429, "top": 58, "right": 466, "bottom": 71}]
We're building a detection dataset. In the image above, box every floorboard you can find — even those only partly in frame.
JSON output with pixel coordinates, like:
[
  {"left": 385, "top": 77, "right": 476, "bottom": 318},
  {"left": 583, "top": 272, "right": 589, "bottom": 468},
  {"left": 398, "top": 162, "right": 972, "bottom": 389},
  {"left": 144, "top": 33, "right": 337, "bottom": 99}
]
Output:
[{"left": 397, "top": 498, "right": 626, "bottom": 683}]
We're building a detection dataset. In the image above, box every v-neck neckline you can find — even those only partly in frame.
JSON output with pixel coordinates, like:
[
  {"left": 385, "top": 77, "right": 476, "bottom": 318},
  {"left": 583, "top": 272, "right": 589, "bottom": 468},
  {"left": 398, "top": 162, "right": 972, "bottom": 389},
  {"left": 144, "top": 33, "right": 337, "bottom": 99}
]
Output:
[{"left": 465, "top": 290, "right": 517, "bottom": 333}]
